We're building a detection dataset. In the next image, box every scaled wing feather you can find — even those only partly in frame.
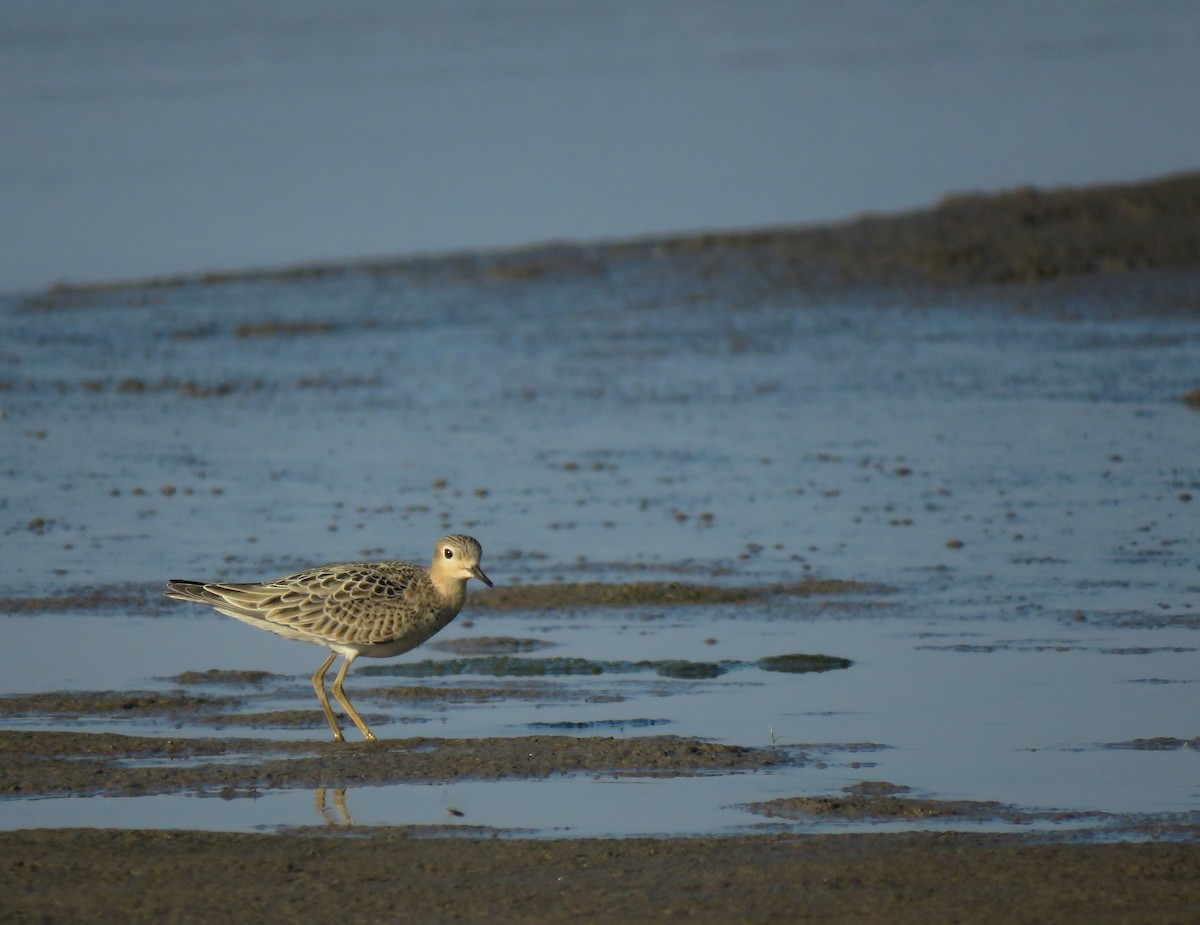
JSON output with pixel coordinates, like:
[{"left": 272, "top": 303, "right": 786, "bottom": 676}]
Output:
[{"left": 200, "top": 565, "right": 419, "bottom": 646}]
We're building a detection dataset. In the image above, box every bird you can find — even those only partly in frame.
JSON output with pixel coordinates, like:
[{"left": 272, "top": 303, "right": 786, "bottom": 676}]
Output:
[{"left": 165, "top": 534, "right": 493, "bottom": 743}]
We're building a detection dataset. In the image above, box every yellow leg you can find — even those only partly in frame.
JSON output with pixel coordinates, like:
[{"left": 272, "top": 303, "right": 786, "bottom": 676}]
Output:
[
  {"left": 331, "top": 654, "right": 377, "bottom": 742},
  {"left": 311, "top": 652, "right": 344, "bottom": 743}
]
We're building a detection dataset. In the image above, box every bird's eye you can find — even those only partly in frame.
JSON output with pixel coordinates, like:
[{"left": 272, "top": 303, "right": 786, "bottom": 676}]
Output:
[{"left": 444, "top": 548, "right": 454, "bottom": 559}]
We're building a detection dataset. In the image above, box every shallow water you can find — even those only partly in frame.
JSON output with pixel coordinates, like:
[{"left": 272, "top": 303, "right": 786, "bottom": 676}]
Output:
[
  {"left": 1, "top": 254, "right": 1198, "bottom": 837},
  {"left": 0, "top": 777, "right": 1143, "bottom": 841},
  {"left": 0, "top": 608, "right": 1197, "bottom": 837}
]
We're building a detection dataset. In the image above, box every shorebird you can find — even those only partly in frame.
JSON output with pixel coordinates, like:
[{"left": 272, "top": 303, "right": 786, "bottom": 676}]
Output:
[{"left": 165, "top": 534, "right": 492, "bottom": 742}]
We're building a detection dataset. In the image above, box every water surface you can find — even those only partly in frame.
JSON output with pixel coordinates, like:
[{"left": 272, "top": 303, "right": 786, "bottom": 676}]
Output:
[{"left": 1, "top": 248, "right": 1196, "bottom": 836}]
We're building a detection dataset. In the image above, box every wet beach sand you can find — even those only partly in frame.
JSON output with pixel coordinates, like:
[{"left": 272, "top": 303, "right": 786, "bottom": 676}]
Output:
[
  {"left": 5, "top": 829, "right": 1200, "bottom": 925},
  {"left": 3, "top": 172, "right": 1200, "bottom": 922}
]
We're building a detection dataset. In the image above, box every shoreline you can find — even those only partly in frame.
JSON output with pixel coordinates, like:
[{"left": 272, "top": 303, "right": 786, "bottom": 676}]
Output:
[{"left": 22, "top": 170, "right": 1200, "bottom": 306}]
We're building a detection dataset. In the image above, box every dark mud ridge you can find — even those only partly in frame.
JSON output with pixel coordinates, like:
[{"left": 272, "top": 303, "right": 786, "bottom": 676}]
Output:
[
  {"left": 745, "top": 780, "right": 1109, "bottom": 827},
  {"left": 25, "top": 171, "right": 1200, "bottom": 309},
  {"left": 0, "top": 576, "right": 881, "bottom": 616},
  {"left": 0, "top": 730, "right": 790, "bottom": 797},
  {"left": 472, "top": 577, "right": 878, "bottom": 610}
]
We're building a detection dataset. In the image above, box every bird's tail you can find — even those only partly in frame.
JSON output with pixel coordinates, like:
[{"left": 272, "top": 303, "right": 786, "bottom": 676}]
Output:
[{"left": 164, "top": 579, "right": 209, "bottom": 603}]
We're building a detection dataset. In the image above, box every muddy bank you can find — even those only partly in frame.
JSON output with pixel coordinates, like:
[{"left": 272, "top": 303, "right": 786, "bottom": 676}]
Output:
[
  {"left": 21, "top": 171, "right": 1200, "bottom": 313},
  {"left": 3, "top": 829, "right": 1199, "bottom": 925},
  {"left": 0, "top": 576, "right": 879, "bottom": 616},
  {"left": 659, "top": 170, "right": 1200, "bottom": 288},
  {"left": 0, "top": 730, "right": 788, "bottom": 797},
  {"left": 743, "top": 781, "right": 1106, "bottom": 826},
  {"left": 4, "top": 170, "right": 1200, "bottom": 921},
  {"left": 472, "top": 577, "right": 878, "bottom": 610}
]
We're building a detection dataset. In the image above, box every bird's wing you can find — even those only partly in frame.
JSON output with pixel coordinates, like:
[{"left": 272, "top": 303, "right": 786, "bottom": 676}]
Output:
[{"left": 180, "top": 563, "right": 422, "bottom": 645}]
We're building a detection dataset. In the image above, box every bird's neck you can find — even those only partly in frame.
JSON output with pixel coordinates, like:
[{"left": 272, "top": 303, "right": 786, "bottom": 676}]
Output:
[{"left": 431, "top": 574, "right": 468, "bottom": 610}]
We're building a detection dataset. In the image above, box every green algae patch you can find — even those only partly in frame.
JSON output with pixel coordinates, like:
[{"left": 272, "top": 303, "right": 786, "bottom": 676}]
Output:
[
  {"left": 198, "top": 710, "right": 359, "bottom": 730},
  {"left": 368, "top": 685, "right": 575, "bottom": 703},
  {"left": 527, "top": 718, "right": 670, "bottom": 730},
  {"left": 167, "top": 669, "right": 282, "bottom": 686},
  {"left": 357, "top": 656, "right": 730, "bottom": 679},
  {"left": 361, "top": 657, "right": 606, "bottom": 678},
  {"left": 429, "top": 636, "right": 555, "bottom": 655},
  {"left": 360, "top": 654, "right": 848, "bottom": 679},
  {"left": 757, "top": 653, "right": 853, "bottom": 674},
  {"left": 471, "top": 578, "right": 877, "bottom": 612},
  {"left": 651, "top": 660, "right": 727, "bottom": 679}
]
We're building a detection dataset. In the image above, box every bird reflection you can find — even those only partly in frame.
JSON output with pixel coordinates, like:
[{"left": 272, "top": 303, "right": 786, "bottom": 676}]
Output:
[{"left": 315, "top": 786, "right": 353, "bottom": 826}]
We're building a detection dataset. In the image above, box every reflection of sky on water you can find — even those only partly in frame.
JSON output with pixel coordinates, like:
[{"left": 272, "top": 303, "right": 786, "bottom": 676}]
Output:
[
  {"left": 2, "top": 610, "right": 1197, "bottom": 836},
  {"left": 0, "top": 203, "right": 1197, "bottom": 835},
  {"left": 2, "top": 268, "right": 1196, "bottom": 602},
  {"left": 3, "top": 0, "right": 1199, "bottom": 291}
]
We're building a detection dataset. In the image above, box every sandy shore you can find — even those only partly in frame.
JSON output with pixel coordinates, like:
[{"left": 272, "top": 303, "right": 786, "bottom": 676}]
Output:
[
  {"left": 4, "top": 172, "right": 1200, "bottom": 923},
  {"left": 4, "top": 829, "right": 1199, "bottom": 924}
]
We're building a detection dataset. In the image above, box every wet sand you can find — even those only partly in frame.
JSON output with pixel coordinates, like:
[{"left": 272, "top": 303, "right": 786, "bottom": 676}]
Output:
[
  {"left": 4, "top": 829, "right": 1200, "bottom": 924},
  {"left": 4, "top": 172, "right": 1200, "bottom": 922},
  {"left": 0, "top": 729, "right": 787, "bottom": 797}
]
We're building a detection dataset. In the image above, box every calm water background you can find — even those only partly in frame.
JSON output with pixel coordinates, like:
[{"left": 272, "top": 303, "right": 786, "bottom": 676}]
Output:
[
  {"left": 1, "top": 0, "right": 1198, "bottom": 837},
  {"left": 3, "top": 0, "right": 1199, "bottom": 292},
  {"left": 1, "top": 250, "right": 1197, "bottom": 835}
]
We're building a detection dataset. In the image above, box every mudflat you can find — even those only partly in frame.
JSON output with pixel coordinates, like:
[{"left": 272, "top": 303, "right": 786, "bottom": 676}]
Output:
[
  {"left": 4, "top": 172, "right": 1200, "bottom": 923},
  {"left": 4, "top": 829, "right": 1200, "bottom": 925}
]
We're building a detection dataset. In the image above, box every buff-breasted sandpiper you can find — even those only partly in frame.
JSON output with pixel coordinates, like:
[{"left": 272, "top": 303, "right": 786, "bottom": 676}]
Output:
[{"left": 165, "top": 534, "right": 492, "bottom": 742}]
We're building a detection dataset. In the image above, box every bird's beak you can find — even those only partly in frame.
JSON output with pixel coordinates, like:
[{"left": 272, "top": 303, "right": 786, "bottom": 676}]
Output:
[{"left": 472, "top": 565, "right": 493, "bottom": 588}]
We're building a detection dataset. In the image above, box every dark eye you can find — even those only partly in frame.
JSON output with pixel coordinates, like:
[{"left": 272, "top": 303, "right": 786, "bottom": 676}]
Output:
[{"left": 444, "top": 548, "right": 454, "bottom": 559}]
